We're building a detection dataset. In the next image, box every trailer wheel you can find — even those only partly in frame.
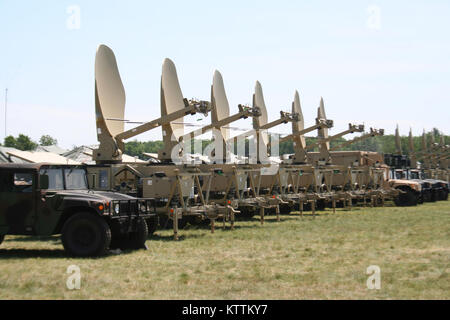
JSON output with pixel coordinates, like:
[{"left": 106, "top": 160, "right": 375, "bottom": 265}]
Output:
[
  {"left": 279, "top": 204, "right": 292, "bottom": 215},
  {"left": 237, "top": 208, "right": 256, "bottom": 219},
  {"left": 159, "top": 215, "right": 188, "bottom": 229},
  {"left": 394, "top": 189, "right": 418, "bottom": 207},
  {"left": 438, "top": 190, "right": 448, "bottom": 201},
  {"left": 61, "top": 212, "right": 111, "bottom": 257}
]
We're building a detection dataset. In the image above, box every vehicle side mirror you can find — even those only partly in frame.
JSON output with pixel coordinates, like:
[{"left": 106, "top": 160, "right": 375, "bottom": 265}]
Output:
[{"left": 39, "top": 174, "right": 49, "bottom": 190}]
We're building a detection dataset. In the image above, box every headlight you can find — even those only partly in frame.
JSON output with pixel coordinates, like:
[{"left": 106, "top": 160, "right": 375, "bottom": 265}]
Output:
[{"left": 114, "top": 203, "right": 120, "bottom": 214}]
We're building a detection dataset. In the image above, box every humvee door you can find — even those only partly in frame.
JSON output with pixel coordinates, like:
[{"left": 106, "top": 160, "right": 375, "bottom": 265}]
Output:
[{"left": 0, "top": 169, "right": 36, "bottom": 235}]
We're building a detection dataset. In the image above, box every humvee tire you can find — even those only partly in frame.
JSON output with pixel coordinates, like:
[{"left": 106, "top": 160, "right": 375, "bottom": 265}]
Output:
[
  {"left": 0, "top": 234, "right": 4, "bottom": 246},
  {"left": 422, "top": 190, "right": 432, "bottom": 203},
  {"left": 61, "top": 212, "right": 112, "bottom": 257},
  {"left": 110, "top": 218, "right": 149, "bottom": 250},
  {"left": 438, "top": 189, "right": 448, "bottom": 201},
  {"left": 394, "top": 189, "right": 418, "bottom": 207},
  {"left": 128, "top": 218, "right": 149, "bottom": 249}
]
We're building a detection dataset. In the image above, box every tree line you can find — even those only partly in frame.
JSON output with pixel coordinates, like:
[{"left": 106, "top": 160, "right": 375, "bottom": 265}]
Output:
[
  {"left": 2, "top": 129, "right": 447, "bottom": 158},
  {"left": 1, "top": 134, "right": 57, "bottom": 151}
]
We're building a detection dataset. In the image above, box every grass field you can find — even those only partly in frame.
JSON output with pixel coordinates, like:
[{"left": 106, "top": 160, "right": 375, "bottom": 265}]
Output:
[{"left": 0, "top": 201, "right": 449, "bottom": 300}]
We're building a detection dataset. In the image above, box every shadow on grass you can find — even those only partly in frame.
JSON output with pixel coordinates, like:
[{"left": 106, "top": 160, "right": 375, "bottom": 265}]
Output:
[
  {"left": 0, "top": 248, "right": 67, "bottom": 259},
  {"left": 4, "top": 235, "right": 60, "bottom": 243}
]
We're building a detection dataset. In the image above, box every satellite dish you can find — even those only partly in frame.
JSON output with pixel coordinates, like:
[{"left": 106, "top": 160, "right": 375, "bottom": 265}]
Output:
[
  {"left": 211, "top": 70, "right": 230, "bottom": 141},
  {"left": 161, "top": 58, "right": 185, "bottom": 142},
  {"left": 292, "top": 90, "right": 306, "bottom": 148},
  {"left": 317, "top": 97, "right": 330, "bottom": 150},
  {"left": 95, "top": 44, "right": 126, "bottom": 139},
  {"left": 395, "top": 125, "right": 402, "bottom": 154},
  {"left": 253, "top": 81, "right": 269, "bottom": 148}
]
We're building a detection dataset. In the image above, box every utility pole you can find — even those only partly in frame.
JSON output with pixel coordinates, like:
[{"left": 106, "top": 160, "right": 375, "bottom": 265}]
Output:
[{"left": 4, "top": 88, "right": 8, "bottom": 138}]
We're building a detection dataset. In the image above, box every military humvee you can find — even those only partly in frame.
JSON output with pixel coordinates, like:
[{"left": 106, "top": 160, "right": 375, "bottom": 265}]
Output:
[{"left": 0, "top": 164, "right": 156, "bottom": 257}]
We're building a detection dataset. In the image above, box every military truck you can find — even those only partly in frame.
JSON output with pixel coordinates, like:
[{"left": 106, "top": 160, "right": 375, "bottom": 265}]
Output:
[
  {"left": 383, "top": 154, "right": 422, "bottom": 206},
  {"left": 0, "top": 164, "right": 156, "bottom": 257}
]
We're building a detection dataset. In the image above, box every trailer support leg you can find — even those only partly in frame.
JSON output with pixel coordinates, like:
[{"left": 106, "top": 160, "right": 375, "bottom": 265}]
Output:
[
  {"left": 173, "top": 211, "right": 179, "bottom": 241},
  {"left": 230, "top": 210, "right": 235, "bottom": 230},
  {"left": 312, "top": 200, "right": 316, "bottom": 218},
  {"left": 211, "top": 219, "right": 215, "bottom": 234}
]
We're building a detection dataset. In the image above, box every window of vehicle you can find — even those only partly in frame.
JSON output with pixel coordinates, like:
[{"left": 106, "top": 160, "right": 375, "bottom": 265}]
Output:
[
  {"left": 64, "top": 168, "right": 88, "bottom": 190},
  {"left": 99, "top": 170, "right": 108, "bottom": 189},
  {"left": 40, "top": 168, "right": 64, "bottom": 190},
  {"left": 12, "top": 172, "right": 33, "bottom": 193},
  {"left": 0, "top": 171, "right": 33, "bottom": 193}
]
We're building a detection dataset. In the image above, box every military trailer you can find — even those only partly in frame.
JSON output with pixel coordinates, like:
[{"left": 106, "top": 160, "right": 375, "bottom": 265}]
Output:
[
  {"left": 88, "top": 45, "right": 241, "bottom": 239},
  {"left": 0, "top": 164, "right": 155, "bottom": 257}
]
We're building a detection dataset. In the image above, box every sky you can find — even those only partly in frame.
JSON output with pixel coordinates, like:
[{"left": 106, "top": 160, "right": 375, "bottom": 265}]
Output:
[{"left": 0, "top": 0, "right": 449, "bottom": 149}]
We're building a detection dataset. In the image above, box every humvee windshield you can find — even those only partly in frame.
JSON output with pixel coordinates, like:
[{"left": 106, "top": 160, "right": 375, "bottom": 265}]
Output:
[
  {"left": 410, "top": 171, "right": 421, "bottom": 180},
  {"left": 395, "top": 171, "right": 406, "bottom": 179},
  {"left": 39, "top": 167, "right": 88, "bottom": 190}
]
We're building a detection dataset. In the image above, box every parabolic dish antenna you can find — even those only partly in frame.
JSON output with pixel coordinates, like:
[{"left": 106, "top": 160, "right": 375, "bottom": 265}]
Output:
[
  {"left": 253, "top": 81, "right": 269, "bottom": 148},
  {"left": 211, "top": 70, "right": 231, "bottom": 142},
  {"left": 161, "top": 58, "right": 186, "bottom": 141},
  {"left": 292, "top": 91, "right": 306, "bottom": 148},
  {"left": 95, "top": 44, "right": 126, "bottom": 139},
  {"left": 317, "top": 97, "right": 330, "bottom": 150}
]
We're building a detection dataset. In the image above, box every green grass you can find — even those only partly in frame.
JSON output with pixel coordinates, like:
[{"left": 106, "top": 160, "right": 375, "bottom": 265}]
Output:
[{"left": 0, "top": 201, "right": 449, "bottom": 300}]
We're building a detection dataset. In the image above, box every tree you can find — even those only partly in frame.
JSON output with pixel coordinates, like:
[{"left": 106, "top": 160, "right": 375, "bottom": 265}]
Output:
[
  {"left": 3, "top": 134, "right": 37, "bottom": 151},
  {"left": 3, "top": 136, "right": 17, "bottom": 148},
  {"left": 39, "top": 135, "right": 58, "bottom": 146}
]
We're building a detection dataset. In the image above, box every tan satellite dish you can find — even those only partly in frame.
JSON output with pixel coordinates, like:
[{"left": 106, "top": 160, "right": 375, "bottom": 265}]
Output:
[
  {"left": 317, "top": 97, "right": 330, "bottom": 150},
  {"left": 95, "top": 44, "right": 126, "bottom": 138},
  {"left": 94, "top": 44, "right": 126, "bottom": 162},
  {"left": 93, "top": 46, "right": 212, "bottom": 164},
  {"left": 395, "top": 125, "right": 402, "bottom": 154},
  {"left": 158, "top": 58, "right": 188, "bottom": 161},
  {"left": 253, "top": 81, "right": 269, "bottom": 148},
  {"left": 161, "top": 58, "right": 185, "bottom": 142},
  {"left": 292, "top": 90, "right": 306, "bottom": 149},
  {"left": 211, "top": 70, "right": 231, "bottom": 142}
]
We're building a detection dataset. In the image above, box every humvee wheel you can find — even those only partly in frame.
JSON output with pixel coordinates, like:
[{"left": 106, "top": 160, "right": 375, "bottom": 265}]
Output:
[
  {"left": 279, "top": 204, "right": 292, "bottom": 215},
  {"left": 394, "top": 189, "right": 418, "bottom": 207},
  {"left": 438, "top": 190, "right": 448, "bottom": 201},
  {"left": 422, "top": 190, "right": 432, "bottom": 203},
  {"left": 128, "top": 218, "right": 149, "bottom": 249},
  {"left": 61, "top": 212, "right": 111, "bottom": 257},
  {"left": 110, "top": 218, "right": 149, "bottom": 250}
]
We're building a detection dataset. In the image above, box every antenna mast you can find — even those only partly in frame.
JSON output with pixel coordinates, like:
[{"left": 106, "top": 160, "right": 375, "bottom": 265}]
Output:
[{"left": 4, "top": 88, "right": 7, "bottom": 138}]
